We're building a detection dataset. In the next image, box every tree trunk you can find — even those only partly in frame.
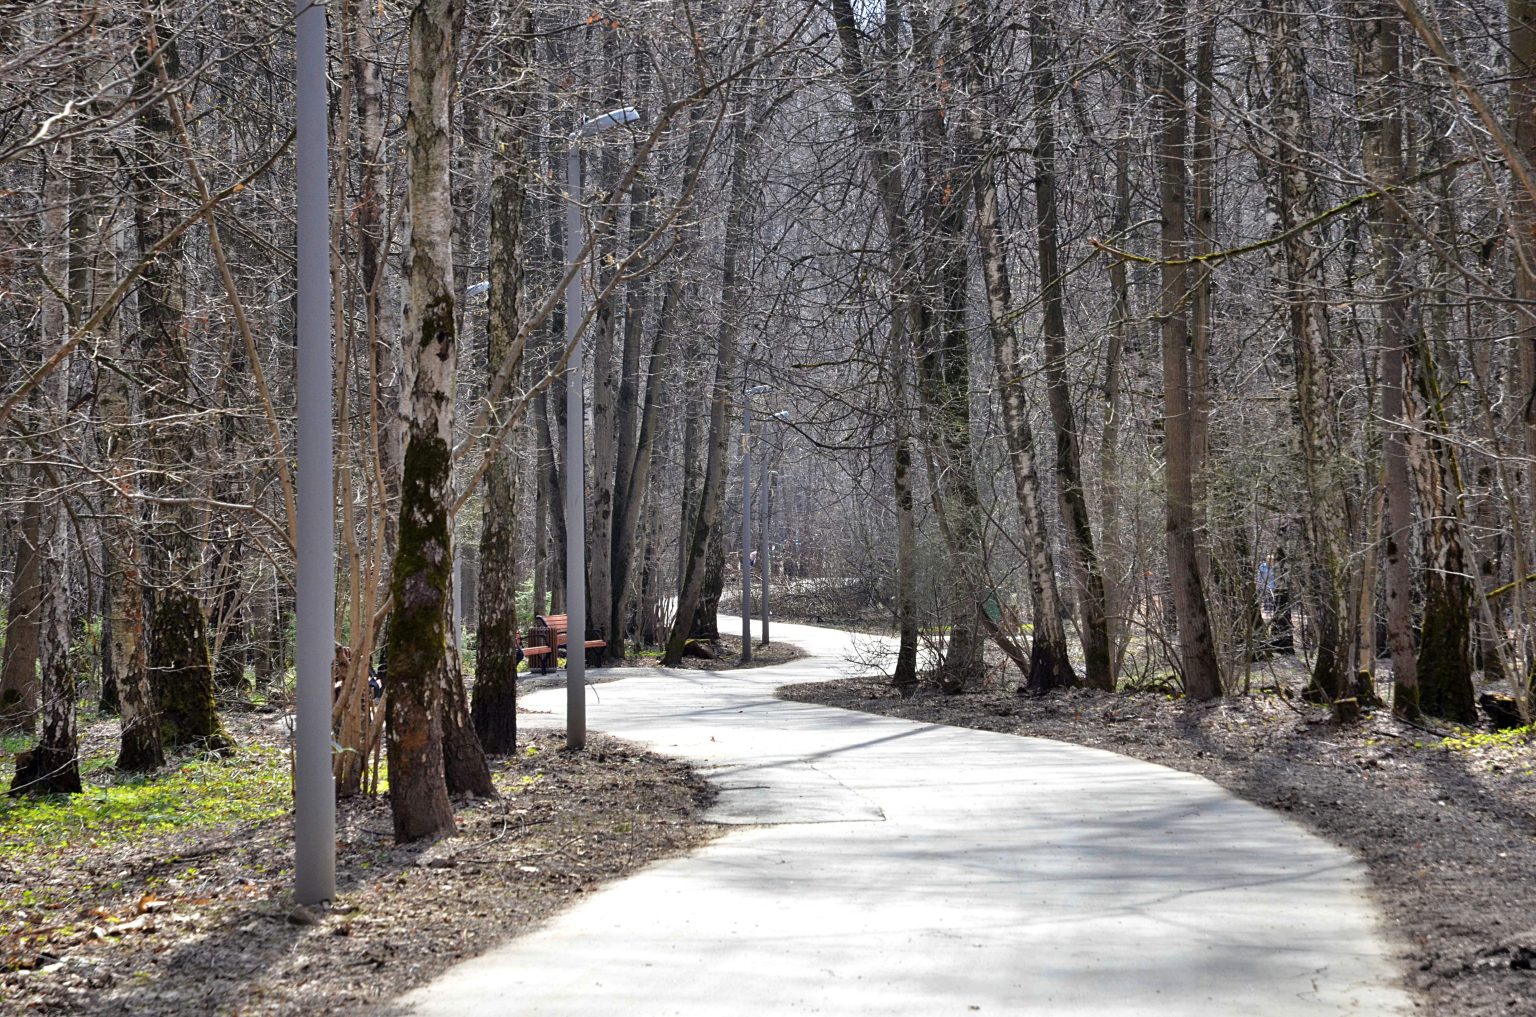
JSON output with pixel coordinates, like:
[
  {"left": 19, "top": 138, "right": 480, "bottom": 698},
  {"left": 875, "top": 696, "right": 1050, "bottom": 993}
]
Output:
[
  {"left": 664, "top": 71, "right": 758, "bottom": 666},
  {"left": 1513, "top": 0, "right": 1536, "bottom": 535},
  {"left": 12, "top": 139, "right": 80, "bottom": 795},
  {"left": 691, "top": 529, "right": 725, "bottom": 642},
  {"left": 1258, "top": 0, "right": 1356, "bottom": 703},
  {"left": 1101, "top": 31, "right": 1136, "bottom": 679},
  {"left": 472, "top": 1, "right": 533, "bottom": 756},
  {"left": 1155, "top": 0, "right": 1223, "bottom": 700},
  {"left": 892, "top": 365, "right": 919, "bottom": 692},
  {"left": 961, "top": 11, "right": 1076, "bottom": 692},
  {"left": 1350, "top": 5, "right": 1420, "bottom": 720},
  {"left": 1026, "top": 7, "right": 1111, "bottom": 690},
  {"left": 0, "top": 496, "right": 41, "bottom": 732},
  {"left": 606, "top": 168, "right": 650, "bottom": 660},
  {"left": 1188, "top": 16, "right": 1215, "bottom": 559},
  {"left": 1409, "top": 341, "right": 1478, "bottom": 723},
  {"left": 12, "top": 496, "right": 79, "bottom": 795},
  {"left": 536, "top": 385, "right": 566, "bottom": 614},
  {"left": 386, "top": 0, "right": 469, "bottom": 843},
  {"left": 911, "top": 6, "right": 986, "bottom": 695},
  {"left": 100, "top": 361, "right": 163, "bottom": 770},
  {"left": 131, "top": 16, "right": 230, "bottom": 752},
  {"left": 610, "top": 101, "right": 712, "bottom": 660},
  {"left": 442, "top": 629, "right": 493, "bottom": 795}
]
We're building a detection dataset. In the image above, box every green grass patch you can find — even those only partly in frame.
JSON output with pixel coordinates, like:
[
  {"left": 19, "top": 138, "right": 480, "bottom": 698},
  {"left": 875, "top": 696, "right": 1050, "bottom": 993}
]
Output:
[
  {"left": 1439, "top": 725, "right": 1535, "bottom": 753},
  {"left": 0, "top": 743, "right": 289, "bottom": 866}
]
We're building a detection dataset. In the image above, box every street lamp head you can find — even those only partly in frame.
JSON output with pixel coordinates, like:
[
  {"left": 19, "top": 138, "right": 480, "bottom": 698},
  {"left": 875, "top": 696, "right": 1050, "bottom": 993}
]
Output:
[
  {"left": 746, "top": 384, "right": 774, "bottom": 396},
  {"left": 577, "top": 106, "right": 642, "bottom": 137},
  {"left": 771, "top": 410, "right": 791, "bottom": 421},
  {"left": 465, "top": 280, "right": 490, "bottom": 298}
]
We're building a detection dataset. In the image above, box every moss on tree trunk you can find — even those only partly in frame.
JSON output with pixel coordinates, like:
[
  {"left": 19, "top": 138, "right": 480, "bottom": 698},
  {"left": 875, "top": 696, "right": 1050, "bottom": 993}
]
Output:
[
  {"left": 386, "top": 433, "right": 458, "bottom": 841},
  {"left": 150, "top": 589, "right": 232, "bottom": 753},
  {"left": 1419, "top": 574, "right": 1477, "bottom": 724}
]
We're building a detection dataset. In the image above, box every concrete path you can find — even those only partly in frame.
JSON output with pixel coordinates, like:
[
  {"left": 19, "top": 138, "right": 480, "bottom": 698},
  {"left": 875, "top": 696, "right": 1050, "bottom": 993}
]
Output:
[{"left": 396, "top": 619, "right": 1410, "bottom": 1016}]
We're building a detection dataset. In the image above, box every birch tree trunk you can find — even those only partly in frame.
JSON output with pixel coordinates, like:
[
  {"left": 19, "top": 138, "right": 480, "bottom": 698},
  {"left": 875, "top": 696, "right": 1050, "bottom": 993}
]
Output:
[
  {"left": 960, "top": 7, "right": 1075, "bottom": 692},
  {"left": 386, "top": 0, "right": 470, "bottom": 842}
]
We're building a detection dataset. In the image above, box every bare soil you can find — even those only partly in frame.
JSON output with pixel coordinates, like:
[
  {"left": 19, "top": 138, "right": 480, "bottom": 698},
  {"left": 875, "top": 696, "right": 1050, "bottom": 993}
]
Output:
[
  {"left": 1, "top": 718, "right": 717, "bottom": 1017},
  {"left": 780, "top": 667, "right": 1536, "bottom": 1016}
]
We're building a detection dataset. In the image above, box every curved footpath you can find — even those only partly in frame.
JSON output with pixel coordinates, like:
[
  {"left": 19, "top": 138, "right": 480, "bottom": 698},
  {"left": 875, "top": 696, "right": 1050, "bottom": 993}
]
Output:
[{"left": 396, "top": 619, "right": 1410, "bottom": 1016}]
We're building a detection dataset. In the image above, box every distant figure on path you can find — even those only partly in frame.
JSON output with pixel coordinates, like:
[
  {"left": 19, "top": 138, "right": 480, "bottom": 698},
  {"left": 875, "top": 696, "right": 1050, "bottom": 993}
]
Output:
[{"left": 1257, "top": 555, "right": 1277, "bottom": 614}]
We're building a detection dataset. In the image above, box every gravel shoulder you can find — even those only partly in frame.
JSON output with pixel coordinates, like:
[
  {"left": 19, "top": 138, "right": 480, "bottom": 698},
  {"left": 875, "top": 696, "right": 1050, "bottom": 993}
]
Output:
[{"left": 779, "top": 671, "right": 1536, "bottom": 1017}]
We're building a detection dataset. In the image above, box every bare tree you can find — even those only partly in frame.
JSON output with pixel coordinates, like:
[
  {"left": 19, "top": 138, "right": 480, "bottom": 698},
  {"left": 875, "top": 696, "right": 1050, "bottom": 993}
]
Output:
[{"left": 1154, "top": 0, "right": 1222, "bottom": 700}]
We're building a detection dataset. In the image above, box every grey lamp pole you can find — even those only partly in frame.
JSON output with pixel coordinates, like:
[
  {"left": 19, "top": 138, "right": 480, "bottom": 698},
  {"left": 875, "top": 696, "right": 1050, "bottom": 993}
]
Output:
[
  {"left": 741, "top": 384, "right": 773, "bottom": 659},
  {"left": 565, "top": 106, "right": 639, "bottom": 751},
  {"left": 760, "top": 411, "right": 789, "bottom": 646},
  {"left": 295, "top": 0, "right": 335, "bottom": 905},
  {"left": 760, "top": 466, "right": 772, "bottom": 647}
]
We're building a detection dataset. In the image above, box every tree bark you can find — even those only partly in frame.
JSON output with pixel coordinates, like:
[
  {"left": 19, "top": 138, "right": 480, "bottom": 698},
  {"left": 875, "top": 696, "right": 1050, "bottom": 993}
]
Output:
[
  {"left": 960, "top": 8, "right": 1076, "bottom": 692},
  {"left": 1513, "top": 0, "right": 1536, "bottom": 530},
  {"left": 12, "top": 138, "right": 81, "bottom": 795},
  {"left": 1258, "top": 0, "right": 1356, "bottom": 703},
  {"left": 386, "top": 0, "right": 470, "bottom": 842},
  {"left": 1025, "top": 6, "right": 1112, "bottom": 690},
  {"left": 472, "top": 1, "right": 533, "bottom": 756},
  {"left": 1350, "top": 5, "right": 1420, "bottom": 720},
  {"left": 0, "top": 496, "right": 41, "bottom": 732},
  {"left": 12, "top": 497, "right": 80, "bottom": 795},
  {"left": 1409, "top": 335, "right": 1478, "bottom": 723},
  {"left": 1155, "top": 0, "right": 1223, "bottom": 700},
  {"left": 131, "top": 17, "right": 231, "bottom": 752},
  {"left": 664, "top": 69, "right": 757, "bottom": 666}
]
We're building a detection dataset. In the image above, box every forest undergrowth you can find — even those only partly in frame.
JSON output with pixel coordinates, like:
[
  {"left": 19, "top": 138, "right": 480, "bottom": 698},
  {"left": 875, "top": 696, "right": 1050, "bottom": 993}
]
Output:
[{"left": 0, "top": 713, "right": 716, "bottom": 1017}]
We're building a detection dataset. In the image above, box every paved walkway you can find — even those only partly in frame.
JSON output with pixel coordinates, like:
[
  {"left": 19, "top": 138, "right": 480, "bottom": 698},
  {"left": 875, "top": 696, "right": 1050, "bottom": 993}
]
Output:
[{"left": 396, "top": 619, "right": 1410, "bottom": 1016}]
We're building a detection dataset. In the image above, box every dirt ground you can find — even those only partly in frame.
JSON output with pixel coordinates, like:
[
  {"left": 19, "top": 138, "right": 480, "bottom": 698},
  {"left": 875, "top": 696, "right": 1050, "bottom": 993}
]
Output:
[
  {"left": 1, "top": 722, "right": 716, "bottom": 1017},
  {"left": 780, "top": 664, "right": 1536, "bottom": 1016}
]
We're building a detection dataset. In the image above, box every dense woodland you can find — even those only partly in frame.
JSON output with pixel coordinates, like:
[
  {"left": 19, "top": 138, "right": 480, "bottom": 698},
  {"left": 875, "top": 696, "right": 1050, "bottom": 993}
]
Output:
[{"left": 1, "top": 0, "right": 1534, "bottom": 840}]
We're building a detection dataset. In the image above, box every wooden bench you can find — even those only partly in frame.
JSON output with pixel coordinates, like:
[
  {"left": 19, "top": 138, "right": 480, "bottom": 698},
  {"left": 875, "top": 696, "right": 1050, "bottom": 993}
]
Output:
[{"left": 523, "top": 614, "right": 607, "bottom": 674}]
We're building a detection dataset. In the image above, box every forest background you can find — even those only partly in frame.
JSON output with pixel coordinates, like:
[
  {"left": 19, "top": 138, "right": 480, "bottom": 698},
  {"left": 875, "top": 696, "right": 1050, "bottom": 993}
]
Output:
[{"left": 1, "top": 0, "right": 1535, "bottom": 845}]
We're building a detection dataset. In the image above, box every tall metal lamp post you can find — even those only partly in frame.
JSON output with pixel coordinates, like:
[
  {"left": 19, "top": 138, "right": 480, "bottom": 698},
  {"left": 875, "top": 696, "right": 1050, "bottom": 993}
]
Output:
[
  {"left": 740, "top": 384, "right": 773, "bottom": 660},
  {"left": 565, "top": 106, "right": 640, "bottom": 751},
  {"left": 760, "top": 410, "right": 790, "bottom": 647},
  {"left": 295, "top": 0, "right": 335, "bottom": 905}
]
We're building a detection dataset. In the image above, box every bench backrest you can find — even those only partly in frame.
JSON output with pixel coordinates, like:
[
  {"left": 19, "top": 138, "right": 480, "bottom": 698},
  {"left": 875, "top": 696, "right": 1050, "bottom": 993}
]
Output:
[{"left": 535, "top": 614, "right": 569, "bottom": 633}]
